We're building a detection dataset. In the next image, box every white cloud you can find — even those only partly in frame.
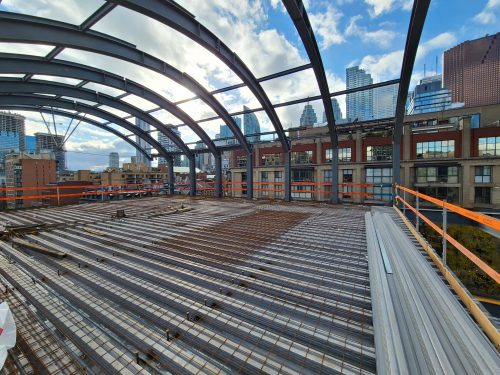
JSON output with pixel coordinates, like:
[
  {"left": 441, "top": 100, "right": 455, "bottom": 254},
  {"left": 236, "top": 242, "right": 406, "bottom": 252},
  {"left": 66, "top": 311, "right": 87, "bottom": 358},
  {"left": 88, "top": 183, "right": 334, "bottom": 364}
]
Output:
[
  {"left": 364, "top": 0, "right": 413, "bottom": 18},
  {"left": 473, "top": 0, "right": 500, "bottom": 24},
  {"left": 345, "top": 15, "right": 398, "bottom": 49},
  {"left": 309, "top": 5, "right": 345, "bottom": 50}
]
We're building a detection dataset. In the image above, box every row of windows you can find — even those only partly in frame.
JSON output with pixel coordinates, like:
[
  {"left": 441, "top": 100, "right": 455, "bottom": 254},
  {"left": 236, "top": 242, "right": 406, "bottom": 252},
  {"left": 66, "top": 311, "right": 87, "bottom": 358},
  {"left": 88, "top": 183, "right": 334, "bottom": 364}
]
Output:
[
  {"left": 416, "top": 166, "right": 458, "bottom": 183},
  {"left": 238, "top": 137, "right": 497, "bottom": 168}
]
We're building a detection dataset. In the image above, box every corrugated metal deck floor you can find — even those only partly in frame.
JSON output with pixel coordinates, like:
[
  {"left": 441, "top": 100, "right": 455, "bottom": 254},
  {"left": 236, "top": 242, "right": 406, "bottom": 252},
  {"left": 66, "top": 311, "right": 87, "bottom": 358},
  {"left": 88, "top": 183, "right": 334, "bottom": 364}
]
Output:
[{"left": 0, "top": 197, "right": 374, "bottom": 374}]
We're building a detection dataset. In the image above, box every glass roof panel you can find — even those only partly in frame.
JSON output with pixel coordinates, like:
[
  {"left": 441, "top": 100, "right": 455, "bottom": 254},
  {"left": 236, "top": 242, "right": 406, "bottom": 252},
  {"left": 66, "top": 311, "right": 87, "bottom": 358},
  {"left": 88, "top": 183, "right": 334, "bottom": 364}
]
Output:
[
  {"left": 0, "top": 43, "right": 54, "bottom": 56},
  {"left": 0, "top": 74, "right": 25, "bottom": 78},
  {"left": 59, "top": 96, "right": 99, "bottom": 107},
  {"left": 149, "top": 109, "right": 182, "bottom": 125},
  {"left": 178, "top": 99, "right": 217, "bottom": 123},
  {"left": 0, "top": 0, "right": 105, "bottom": 25},
  {"left": 96, "top": 105, "right": 131, "bottom": 119}
]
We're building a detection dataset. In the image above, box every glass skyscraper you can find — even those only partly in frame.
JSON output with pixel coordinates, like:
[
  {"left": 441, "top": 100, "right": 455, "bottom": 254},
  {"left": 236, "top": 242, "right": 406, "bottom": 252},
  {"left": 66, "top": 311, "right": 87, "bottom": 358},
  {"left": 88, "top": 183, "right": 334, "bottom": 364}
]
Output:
[
  {"left": 25, "top": 135, "right": 36, "bottom": 153},
  {"left": 243, "top": 106, "right": 260, "bottom": 143},
  {"left": 299, "top": 103, "right": 317, "bottom": 127},
  {"left": 35, "top": 133, "right": 66, "bottom": 174},
  {"left": 346, "top": 66, "right": 373, "bottom": 122},
  {"left": 407, "top": 75, "right": 463, "bottom": 115},
  {"left": 158, "top": 127, "right": 182, "bottom": 167},
  {"left": 135, "top": 118, "right": 152, "bottom": 167},
  {"left": 322, "top": 98, "right": 343, "bottom": 124},
  {"left": 373, "top": 84, "right": 398, "bottom": 119}
]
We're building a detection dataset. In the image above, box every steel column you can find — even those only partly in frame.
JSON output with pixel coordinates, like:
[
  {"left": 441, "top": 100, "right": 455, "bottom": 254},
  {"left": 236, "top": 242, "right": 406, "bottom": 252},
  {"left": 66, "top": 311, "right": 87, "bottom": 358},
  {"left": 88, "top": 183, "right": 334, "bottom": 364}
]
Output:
[
  {"left": 284, "top": 151, "right": 291, "bottom": 202},
  {"left": 167, "top": 157, "right": 175, "bottom": 195},
  {"left": 189, "top": 156, "right": 196, "bottom": 197},
  {"left": 331, "top": 148, "right": 339, "bottom": 204},
  {"left": 214, "top": 153, "right": 223, "bottom": 198},
  {"left": 392, "top": 0, "right": 430, "bottom": 185},
  {"left": 245, "top": 152, "right": 253, "bottom": 200}
]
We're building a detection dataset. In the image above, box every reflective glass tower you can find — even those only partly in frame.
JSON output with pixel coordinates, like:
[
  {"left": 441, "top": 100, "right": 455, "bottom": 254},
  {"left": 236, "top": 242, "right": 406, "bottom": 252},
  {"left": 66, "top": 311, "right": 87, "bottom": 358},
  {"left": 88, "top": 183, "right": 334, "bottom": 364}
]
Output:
[
  {"left": 158, "top": 127, "right": 182, "bottom": 167},
  {"left": 135, "top": 118, "right": 151, "bottom": 167},
  {"left": 243, "top": 106, "right": 261, "bottom": 143},
  {"left": 300, "top": 103, "right": 317, "bottom": 127},
  {"left": 346, "top": 66, "right": 373, "bottom": 122}
]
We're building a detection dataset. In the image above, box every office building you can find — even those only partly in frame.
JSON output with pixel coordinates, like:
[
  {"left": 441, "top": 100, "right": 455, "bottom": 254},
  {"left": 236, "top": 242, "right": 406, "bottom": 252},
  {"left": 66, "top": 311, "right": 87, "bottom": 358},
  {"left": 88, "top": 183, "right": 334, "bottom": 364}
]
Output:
[
  {"left": 158, "top": 127, "right": 182, "bottom": 167},
  {"left": 243, "top": 106, "right": 261, "bottom": 143},
  {"left": 299, "top": 103, "right": 317, "bottom": 127},
  {"left": 0, "top": 112, "right": 25, "bottom": 183},
  {"left": 346, "top": 66, "right": 373, "bottom": 121},
  {"left": 109, "top": 152, "right": 119, "bottom": 169},
  {"left": 443, "top": 33, "right": 500, "bottom": 107},
  {"left": 373, "top": 84, "right": 398, "bottom": 119},
  {"left": 135, "top": 118, "right": 152, "bottom": 167},
  {"left": 25, "top": 135, "right": 36, "bottom": 153},
  {"left": 35, "top": 132, "right": 66, "bottom": 174},
  {"left": 322, "top": 98, "right": 343, "bottom": 124},
  {"left": 407, "top": 75, "right": 463, "bottom": 115}
]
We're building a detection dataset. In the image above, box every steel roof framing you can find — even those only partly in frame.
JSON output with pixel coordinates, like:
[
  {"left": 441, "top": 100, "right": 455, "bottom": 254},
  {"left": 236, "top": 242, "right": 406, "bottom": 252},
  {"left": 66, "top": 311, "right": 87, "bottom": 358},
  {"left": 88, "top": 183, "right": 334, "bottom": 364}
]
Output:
[
  {"left": 0, "top": 105, "right": 152, "bottom": 160},
  {"left": 0, "top": 94, "right": 171, "bottom": 160},
  {"left": 0, "top": 11, "right": 250, "bottom": 154},
  {"left": 0, "top": 77, "right": 192, "bottom": 156},
  {"left": 106, "top": 0, "right": 290, "bottom": 153},
  {"left": 0, "top": 53, "right": 218, "bottom": 155}
]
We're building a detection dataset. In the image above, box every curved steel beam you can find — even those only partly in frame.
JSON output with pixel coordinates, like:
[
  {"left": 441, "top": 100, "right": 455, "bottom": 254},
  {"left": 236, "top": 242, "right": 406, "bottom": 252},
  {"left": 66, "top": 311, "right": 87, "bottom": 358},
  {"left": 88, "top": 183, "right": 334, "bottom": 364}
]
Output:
[
  {"left": 0, "top": 77, "right": 193, "bottom": 156},
  {"left": 393, "top": 0, "right": 430, "bottom": 185},
  {"left": 282, "top": 0, "right": 339, "bottom": 202},
  {"left": 0, "top": 94, "right": 171, "bottom": 160},
  {"left": 0, "top": 53, "right": 218, "bottom": 155},
  {"left": 0, "top": 11, "right": 250, "bottom": 154},
  {"left": 0, "top": 105, "right": 152, "bottom": 160},
  {"left": 106, "top": 0, "right": 290, "bottom": 152}
]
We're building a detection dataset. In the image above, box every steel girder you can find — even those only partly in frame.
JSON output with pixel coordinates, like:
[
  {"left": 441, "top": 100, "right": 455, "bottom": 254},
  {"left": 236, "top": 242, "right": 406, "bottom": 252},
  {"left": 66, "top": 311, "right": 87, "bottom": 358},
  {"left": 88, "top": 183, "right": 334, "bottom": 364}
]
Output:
[
  {"left": 0, "top": 105, "right": 152, "bottom": 160},
  {"left": 282, "top": 0, "right": 339, "bottom": 203},
  {"left": 105, "top": 0, "right": 290, "bottom": 153},
  {"left": 0, "top": 53, "right": 218, "bottom": 156},
  {"left": 392, "top": 0, "right": 430, "bottom": 185},
  {"left": 0, "top": 94, "right": 171, "bottom": 160},
  {"left": 0, "top": 78, "right": 193, "bottom": 157},
  {"left": 0, "top": 11, "right": 250, "bottom": 154}
]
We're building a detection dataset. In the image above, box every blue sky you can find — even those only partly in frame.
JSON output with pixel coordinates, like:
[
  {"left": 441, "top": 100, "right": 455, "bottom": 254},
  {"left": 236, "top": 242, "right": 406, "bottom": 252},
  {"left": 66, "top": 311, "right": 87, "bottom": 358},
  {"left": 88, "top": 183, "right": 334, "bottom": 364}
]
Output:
[{"left": 0, "top": 0, "right": 498, "bottom": 170}]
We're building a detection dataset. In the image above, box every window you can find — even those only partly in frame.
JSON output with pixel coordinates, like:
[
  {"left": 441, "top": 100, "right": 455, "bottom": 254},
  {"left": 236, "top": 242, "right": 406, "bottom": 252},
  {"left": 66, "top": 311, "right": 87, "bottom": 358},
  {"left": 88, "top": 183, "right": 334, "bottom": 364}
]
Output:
[
  {"left": 274, "top": 171, "right": 283, "bottom": 198},
  {"left": 470, "top": 114, "right": 480, "bottom": 129},
  {"left": 324, "top": 170, "right": 332, "bottom": 182},
  {"left": 475, "top": 187, "right": 491, "bottom": 204},
  {"left": 419, "top": 187, "right": 459, "bottom": 203},
  {"left": 341, "top": 169, "right": 353, "bottom": 199},
  {"left": 261, "top": 171, "right": 269, "bottom": 182},
  {"left": 274, "top": 171, "right": 283, "bottom": 182},
  {"left": 236, "top": 156, "right": 247, "bottom": 167},
  {"left": 366, "top": 145, "right": 392, "bottom": 161},
  {"left": 261, "top": 184, "right": 269, "bottom": 197},
  {"left": 478, "top": 137, "right": 500, "bottom": 156},
  {"left": 416, "top": 140, "right": 455, "bottom": 159},
  {"left": 366, "top": 168, "right": 392, "bottom": 201},
  {"left": 326, "top": 148, "right": 351, "bottom": 162},
  {"left": 261, "top": 153, "right": 281, "bottom": 166},
  {"left": 291, "top": 150, "right": 313, "bottom": 164},
  {"left": 475, "top": 166, "right": 492, "bottom": 183},
  {"left": 416, "top": 166, "right": 458, "bottom": 183},
  {"left": 292, "top": 169, "right": 314, "bottom": 200}
]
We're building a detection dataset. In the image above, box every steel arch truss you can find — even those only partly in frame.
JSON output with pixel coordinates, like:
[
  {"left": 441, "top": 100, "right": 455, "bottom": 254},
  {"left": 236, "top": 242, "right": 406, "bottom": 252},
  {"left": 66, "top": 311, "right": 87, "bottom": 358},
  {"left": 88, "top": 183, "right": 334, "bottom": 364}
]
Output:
[
  {"left": 0, "top": 94, "right": 171, "bottom": 160},
  {"left": 105, "top": 0, "right": 290, "bottom": 152},
  {"left": 0, "top": 11, "right": 250, "bottom": 155},
  {"left": 0, "top": 53, "right": 218, "bottom": 156},
  {"left": 0, "top": 105, "right": 152, "bottom": 161},
  {"left": 0, "top": 77, "right": 192, "bottom": 157}
]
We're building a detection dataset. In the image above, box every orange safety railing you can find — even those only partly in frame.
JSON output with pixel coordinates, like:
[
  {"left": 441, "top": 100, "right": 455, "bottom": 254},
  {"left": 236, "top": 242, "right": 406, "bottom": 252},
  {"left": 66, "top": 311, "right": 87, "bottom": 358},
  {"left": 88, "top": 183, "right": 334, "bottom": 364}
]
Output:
[{"left": 395, "top": 185, "right": 500, "bottom": 284}]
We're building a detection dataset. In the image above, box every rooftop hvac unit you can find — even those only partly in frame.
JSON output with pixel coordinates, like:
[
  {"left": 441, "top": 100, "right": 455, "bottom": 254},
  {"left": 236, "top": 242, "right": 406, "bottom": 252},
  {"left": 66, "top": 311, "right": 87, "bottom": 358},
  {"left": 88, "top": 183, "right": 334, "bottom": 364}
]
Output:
[{"left": 0, "top": 302, "right": 16, "bottom": 370}]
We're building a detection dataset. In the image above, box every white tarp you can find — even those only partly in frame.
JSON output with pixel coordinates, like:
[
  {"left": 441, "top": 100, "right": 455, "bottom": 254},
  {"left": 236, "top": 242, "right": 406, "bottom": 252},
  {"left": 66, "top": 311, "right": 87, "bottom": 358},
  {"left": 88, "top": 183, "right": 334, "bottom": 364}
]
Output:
[{"left": 0, "top": 302, "right": 16, "bottom": 370}]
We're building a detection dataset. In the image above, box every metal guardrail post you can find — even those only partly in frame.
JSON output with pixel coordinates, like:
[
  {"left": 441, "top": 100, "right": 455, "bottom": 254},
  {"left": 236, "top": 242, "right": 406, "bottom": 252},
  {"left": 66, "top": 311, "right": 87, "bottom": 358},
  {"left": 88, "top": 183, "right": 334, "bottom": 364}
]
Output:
[
  {"left": 442, "top": 199, "right": 447, "bottom": 265},
  {"left": 56, "top": 186, "right": 60, "bottom": 206},
  {"left": 416, "top": 195, "right": 420, "bottom": 232},
  {"left": 403, "top": 189, "right": 406, "bottom": 216}
]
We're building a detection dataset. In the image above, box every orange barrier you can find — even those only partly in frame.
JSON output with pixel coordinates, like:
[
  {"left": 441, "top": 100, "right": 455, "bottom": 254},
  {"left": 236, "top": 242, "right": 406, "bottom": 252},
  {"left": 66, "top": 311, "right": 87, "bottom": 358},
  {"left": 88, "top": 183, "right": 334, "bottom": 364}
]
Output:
[
  {"left": 395, "top": 186, "right": 500, "bottom": 284},
  {"left": 397, "top": 185, "right": 500, "bottom": 232},
  {"left": 0, "top": 183, "right": 164, "bottom": 192}
]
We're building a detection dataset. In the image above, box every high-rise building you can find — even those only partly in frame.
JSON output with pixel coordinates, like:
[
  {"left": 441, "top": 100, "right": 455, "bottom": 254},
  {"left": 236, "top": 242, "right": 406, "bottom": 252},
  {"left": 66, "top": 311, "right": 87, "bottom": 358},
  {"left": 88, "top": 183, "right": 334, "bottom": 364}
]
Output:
[
  {"left": 158, "top": 127, "right": 182, "bottom": 167},
  {"left": 34, "top": 133, "right": 66, "bottom": 174},
  {"left": 25, "top": 135, "right": 36, "bottom": 153},
  {"left": 5, "top": 152, "right": 56, "bottom": 209},
  {"left": 373, "top": 84, "right": 398, "bottom": 119},
  {"left": 300, "top": 103, "right": 318, "bottom": 127},
  {"left": 346, "top": 66, "right": 373, "bottom": 122},
  {"left": 407, "top": 75, "right": 463, "bottom": 115},
  {"left": 243, "top": 106, "right": 261, "bottom": 143},
  {"left": 0, "top": 112, "right": 25, "bottom": 182},
  {"left": 322, "top": 98, "right": 343, "bottom": 124},
  {"left": 135, "top": 118, "right": 151, "bottom": 167},
  {"left": 109, "top": 152, "right": 119, "bottom": 169},
  {"left": 443, "top": 33, "right": 500, "bottom": 107}
]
